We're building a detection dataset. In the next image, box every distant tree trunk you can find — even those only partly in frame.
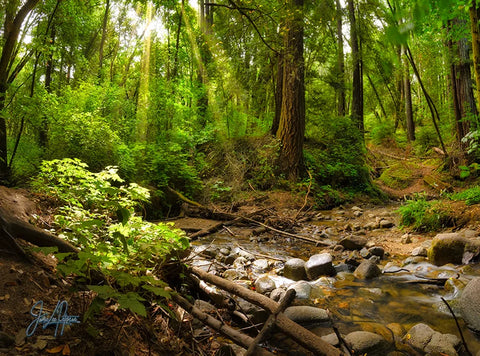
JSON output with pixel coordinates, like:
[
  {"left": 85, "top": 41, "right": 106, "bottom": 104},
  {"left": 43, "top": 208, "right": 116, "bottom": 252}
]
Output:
[
  {"left": 271, "top": 52, "right": 283, "bottom": 135},
  {"left": 98, "top": 0, "right": 110, "bottom": 76},
  {"left": 347, "top": 0, "right": 363, "bottom": 134},
  {"left": 0, "top": 0, "right": 41, "bottom": 182},
  {"left": 39, "top": 25, "right": 56, "bottom": 148},
  {"left": 172, "top": 0, "right": 184, "bottom": 80},
  {"left": 403, "top": 46, "right": 415, "bottom": 141},
  {"left": 277, "top": 0, "right": 305, "bottom": 180},
  {"left": 336, "top": 0, "right": 345, "bottom": 117},
  {"left": 469, "top": 1, "right": 480, "bottom": 110}
]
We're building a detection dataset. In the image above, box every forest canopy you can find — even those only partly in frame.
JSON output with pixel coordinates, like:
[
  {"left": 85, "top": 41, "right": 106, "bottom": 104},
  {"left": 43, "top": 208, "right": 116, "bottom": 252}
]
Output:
[{"left": 0, "top": 0, "right": 479, "bottom": 210}]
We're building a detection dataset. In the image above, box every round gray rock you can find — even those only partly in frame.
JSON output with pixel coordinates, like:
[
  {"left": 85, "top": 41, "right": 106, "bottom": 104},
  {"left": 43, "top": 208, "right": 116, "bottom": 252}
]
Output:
[
  {"left": 354, "top": 260, "right": 382, "bottom": 279},
  {"left": 283, "top": 306, "right": 329, "bottom": 324},
  {"left": 305, "top": 253, "right": 335, "bottom": 279},
  {"left": 459, "top": 277, "right": 480, "bottom": 333},
  {"left": 283, "top": 258, "right": 307, "bottom": 281},
  {"left": 403, "top": 323, "right": 434, "bottom": 351},
  {"left": 287, "top": 281, "right": 311, "bottom": 300},
  {"left": 344, "top": 331, "right": 391, "bottom": 356},
  {"left": 339, "top": 235, "right": 368, "bottom": 250},
  {"left": 252, "top": 259, "right": 269, "bottom": 273},
  {"left": 254, "top": 275, "right": 276, "bottom": 295}
]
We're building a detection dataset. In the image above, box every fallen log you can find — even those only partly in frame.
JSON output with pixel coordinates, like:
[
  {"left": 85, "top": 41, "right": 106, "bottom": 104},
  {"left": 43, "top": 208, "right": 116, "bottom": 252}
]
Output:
[
  {"left": 171, "top": 293, "right": 276, "bottom": 356},
  {"left": 189, "top": 266, "right": 343, "bottom": 356},
  {"left": 0, "top": 210, "right": 79, "bottom": 255}
]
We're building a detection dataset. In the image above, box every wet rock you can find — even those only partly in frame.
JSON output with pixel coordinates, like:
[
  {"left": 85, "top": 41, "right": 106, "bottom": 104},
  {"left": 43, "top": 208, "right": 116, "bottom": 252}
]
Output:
[
  {"left": 360, "top": 247, "right": 371, "bottom": 258},
  {"left": 219, "top": 247, "right": 230, "bottom": 256},
  {"left": 194, "top": 300, "right": 216, "bottom": 314},
  {"left": 232, "top": 257, "right": 248, "bottom": 269},
  {"left": 287, "top": 281, "right": 311, "bottom": 300},
  {"left": 283, "top": 306, "right": 329, "bottom": 324},
  {"left": 354, "top": 260, "right": 382, "bottom": 279},
  {"left": 344, "top": 331, "right": 391, "bottom": 356},
  {"left": 368, "top": 246, "right": 385, "bottom": 259},
  {"left": 237, "top": 300, "right": 268, "bottom": 324},
  {"left": 0, "top": 332, "right": 14, "bottom": 348},
  {"left": 283, "top": 258, "right": 307, "bottom": 281},
  {"left": 201, "top": 245, "right": 218, "bottom": 258},
  {"left": 254, "top": 276, "right": 275, "bottom": 295},
  {"left": 411, "top": 246, "right": 428, "bottom": 257},
  {"left": 404, "top": 323, "right": 460, "bottom": 355},
  {"left": 339, "top": 235, "right": 367, "bottom": 250},
  {"left": 379, "top": 219, "right": 394, "bottom": 228},
  {"left": 224, "top": 254, "right": 237, "bottom": 265},
  {"left": 234, "top": 248, "right": 255, "bottom": 261},
  {"left": 427, "top": 233, "right": 467, "bottom": 266},
  {"left": 459, "top": 277, "right": 480, "bottom": 333},
  {"left": 222, "top": 269, "right": 247, "bottom": 281},
  {"left": 270, "top": 288, "right": 286, "bottom": 302},
  {"left": 321, "top": 333, "right": 341, "bottom": 347},
  {"left": 252, "top": 259, "right": 269, "bottom": 273},
  {"left": 305, "top": 253, "right": 335, "bottom": 279},
  {"left": 334, "top": 263, "right": 354, "bottom": 273}
]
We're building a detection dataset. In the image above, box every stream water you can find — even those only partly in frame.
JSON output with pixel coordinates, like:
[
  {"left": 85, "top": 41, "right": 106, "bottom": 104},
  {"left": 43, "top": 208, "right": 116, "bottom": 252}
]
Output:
[{"left": 191, "top": 219, "right": 480, "bottom": 355}]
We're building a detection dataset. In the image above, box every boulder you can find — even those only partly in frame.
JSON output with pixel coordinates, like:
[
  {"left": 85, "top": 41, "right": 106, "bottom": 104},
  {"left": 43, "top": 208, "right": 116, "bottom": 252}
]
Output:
[
  {"left": 254, "top": 275, "right": 276, "bottom": 295},
  {"left": 427, "top": 233, "right": 467, "bottom": 266},
  {"left": 403, "top": 323, "right": 434, "bottom": 350},
  {"left": 283, "top": 258, "right": 307, "bottom": 281},
  {"left": 305, "top": 253, "right": 336, "bottom": 279},
  {"left": 354, "top": 260, "right": 382, "bottom": 279},
  {"left": 344, "top": 331, "right": 391, "bottom": 356},
  {"left": 339, "top": 235, "right": 368, "bottom": 250},
  {"left": 459, "top": 277, "right": 480, "bottom": 333},
  {"left": 283, "top": 306, "right": 329, "bottom": 324},
  {"left": 402, "top": 323, "right": 459, "bottom": 355}
]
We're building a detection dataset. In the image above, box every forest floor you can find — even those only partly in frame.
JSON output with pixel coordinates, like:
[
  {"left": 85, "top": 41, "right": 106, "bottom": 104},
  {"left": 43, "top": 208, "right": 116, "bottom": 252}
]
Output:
[{"left": 0, "top": 145, "right": 479, "bottom": 355}]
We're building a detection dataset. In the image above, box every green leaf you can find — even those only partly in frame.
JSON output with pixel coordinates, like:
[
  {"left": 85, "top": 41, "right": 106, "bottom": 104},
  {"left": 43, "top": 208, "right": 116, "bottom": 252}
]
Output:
[
  {"left": 142, "top": 285, "right": 171, "bottom": 298},
  {"left": 117, "top": 292, "right": 147, "bottom": 317},
  {"left": 116, "top": 207, "right": 131, "bottom": 225},
  {"left": 88, "top": 285, "right": 119, "bottom": 299}
]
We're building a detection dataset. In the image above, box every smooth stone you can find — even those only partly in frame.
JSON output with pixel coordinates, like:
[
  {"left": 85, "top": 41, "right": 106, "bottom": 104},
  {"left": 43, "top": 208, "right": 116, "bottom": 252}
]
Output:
[
  {"left": 427, "top": 233, "right": 467, "bottom": 266},
  {"left": 379, "top": 219, "right": 394, "bottom": 228},
  {"left": 459, "top": 277, "right": 480, "bottom": 333},
  {"left": 403, "top": 323, "right": 434, "bottom": 351},
  {"left": 270, "top": 288, "right": 286, "bottom": 302},
  {"left": 321, "top": 333, "right": 341, "bottom": 347},
  {"left": 424, "top": 331, "right": 460, "bottom": 356},
  {"left": 369, "top": 246, "right": 385, "bottom": 258},
  {"left": 354, "top": 260, "right": 382, "bottom": 279},
  {"left": 287, "top": 281, "right": 312, "bottom": 300},
  {"left": 411, "top": 246, "right": 428, "bottom": 257},
  {"left": 305, "top": 253, "right": 335, "bottom": 280},
  {"left": 283, "top": 306, "right": 329, "bottom": 324},
  {"left": 344, "top": 331, "right": 391, "bottom": 356},
  {"left": 224, "top": 253, "right": 237, "bottom": 265},
  {"left": 339, "top": 235, "right": 368, "bottom": 250},
  {"left": 283, "top": 258, "right": 307, "bottom": 281},
  {"left": 219, "top": 248, "right": 230, "bottom": 255},
  {"left": 252, "top": 259, "right": 269, "bottom": 273},
  {"left": 254, "top": 275, "right": 276, "bottom": 295}
]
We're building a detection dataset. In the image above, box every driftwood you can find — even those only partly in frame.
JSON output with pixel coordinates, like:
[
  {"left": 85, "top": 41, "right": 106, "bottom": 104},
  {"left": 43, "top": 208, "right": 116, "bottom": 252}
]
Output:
[
  {"left": 171, "top": 293, "right": 276, "bottom": 356},
  {"left": 189, "top": 266, "right": 343, "bottom": 356},
  {"left": 245, "top": 289, "right": 296, "bottom": 356},
  {"left": 0, "top": 211, "right": 79, "bottom": 257}
]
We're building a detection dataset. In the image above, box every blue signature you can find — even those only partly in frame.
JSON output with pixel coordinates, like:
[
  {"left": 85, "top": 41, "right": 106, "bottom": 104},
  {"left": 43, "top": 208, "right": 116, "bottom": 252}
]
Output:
[{"left": 26, "top": 300, "right": 80, "bottom": 337}]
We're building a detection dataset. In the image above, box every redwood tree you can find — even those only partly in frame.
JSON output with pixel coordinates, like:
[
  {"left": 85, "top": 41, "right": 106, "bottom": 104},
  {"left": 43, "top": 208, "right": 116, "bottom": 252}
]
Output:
[{"left": 276, "top": 0, "right": 305, "bottom": 180}]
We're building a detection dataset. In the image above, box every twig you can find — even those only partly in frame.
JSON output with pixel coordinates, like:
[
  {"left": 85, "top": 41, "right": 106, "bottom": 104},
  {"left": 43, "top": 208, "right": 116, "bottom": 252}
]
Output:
[
  {"left": 440, "top": 297, "right": 473, "bottom": 356},
  {"left": 294, "top": 170, "right": 313, "bottom": 220}
]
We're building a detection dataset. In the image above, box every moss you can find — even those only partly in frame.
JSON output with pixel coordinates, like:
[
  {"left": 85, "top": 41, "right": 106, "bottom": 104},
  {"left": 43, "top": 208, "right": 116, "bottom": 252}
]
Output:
[{"left": 378, "top": 162, "right": 417, "bottom": 189}]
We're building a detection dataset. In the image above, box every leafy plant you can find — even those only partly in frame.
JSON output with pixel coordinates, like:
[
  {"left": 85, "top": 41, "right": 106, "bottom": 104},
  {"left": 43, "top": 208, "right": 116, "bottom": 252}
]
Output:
[
  {"left": 397, "top": 194, "right": 453, "bottom": 231},
  {"left": 32, "top": 158, "right": 189, "bottom": 320},
  {"left": 450, "top": 186, "right": 480, "bottom": 205}
]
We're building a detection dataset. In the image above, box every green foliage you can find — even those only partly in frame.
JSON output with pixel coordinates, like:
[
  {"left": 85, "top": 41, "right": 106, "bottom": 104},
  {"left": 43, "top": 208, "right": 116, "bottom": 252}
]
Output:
[
  {"left": 378, "top": 162, "right": 416, "bottom": 189},
  {"left": 369, "top": 122, "right": 395, "bottom": 145},
  {"left": 458, "top": 163, "right": 480, "bottom": 179},
  {"left": 397, "top": 195, "right": 453, "bottom": 231},
  {"left": 414, "top": 126, "right": 440, "bottom": 155},
  {"left": 32, "top": 158, "right": 189, "bottom": 319},
  {"left": 450, "top": 186, "right": 480, "bottom": 205}
]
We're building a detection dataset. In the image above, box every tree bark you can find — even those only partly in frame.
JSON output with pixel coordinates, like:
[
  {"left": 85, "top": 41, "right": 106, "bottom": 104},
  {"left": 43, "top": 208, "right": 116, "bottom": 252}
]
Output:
[
  {"left": 348, "top": 0, "right": 363, "bottom": 134},
  {"left": 0, "top": 0, "right": 40, "bottom": 182},
  {"left": 271, "top": 52, "right": 283, "bottom": 135},
  {"left": 98, "top": 0, "right": 110, "bottom": 76},
  {"left": 403, "top": 46, "right": 415, "bottom": 142},
  {"left": 470, "top": 1, "right": 480, "bottom": 111},
  {"left": 336, "top": 0, "right": 346, "bottom": 117},
  {"left": 277, "top": 0, "right": 305, "bottom": 180}
]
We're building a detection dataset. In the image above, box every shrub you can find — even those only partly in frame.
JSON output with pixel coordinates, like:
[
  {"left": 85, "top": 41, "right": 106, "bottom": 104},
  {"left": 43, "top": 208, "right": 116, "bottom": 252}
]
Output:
[
  {"left": 397, "top": 195, "right": 453, "bottom": 231},
  {"left": 450, "top": 186, "right": 480, "bottom": 205}
]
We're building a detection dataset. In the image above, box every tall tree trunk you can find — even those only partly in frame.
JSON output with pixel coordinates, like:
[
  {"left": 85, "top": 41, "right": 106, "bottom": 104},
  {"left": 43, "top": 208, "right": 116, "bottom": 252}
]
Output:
[
  {"left": 172, "top": 0, "right": 184, "bottom": 80},
  {"left": 0, "top": 0, "right": 41, "bottom": 182},
  {"left": 469, "top": 1, "right": 480, "bottom": 111},
  {"left": 98, "top": 0, "right": 110, "bottom": 76},
  {"left": 336, "top": 0, "right": 345, "bottom": 116},
  {"left": 403, "top": 46, "right": 415, "bottom": 141},
  {"left": 347, "top": 0, "right": 363, "bottom": 134},
  {"left": 271, "top": 52, "right": 283, "bottom": 135},
  {"left": 277, "top": 0, "right": 305, "bottom": 180}
]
